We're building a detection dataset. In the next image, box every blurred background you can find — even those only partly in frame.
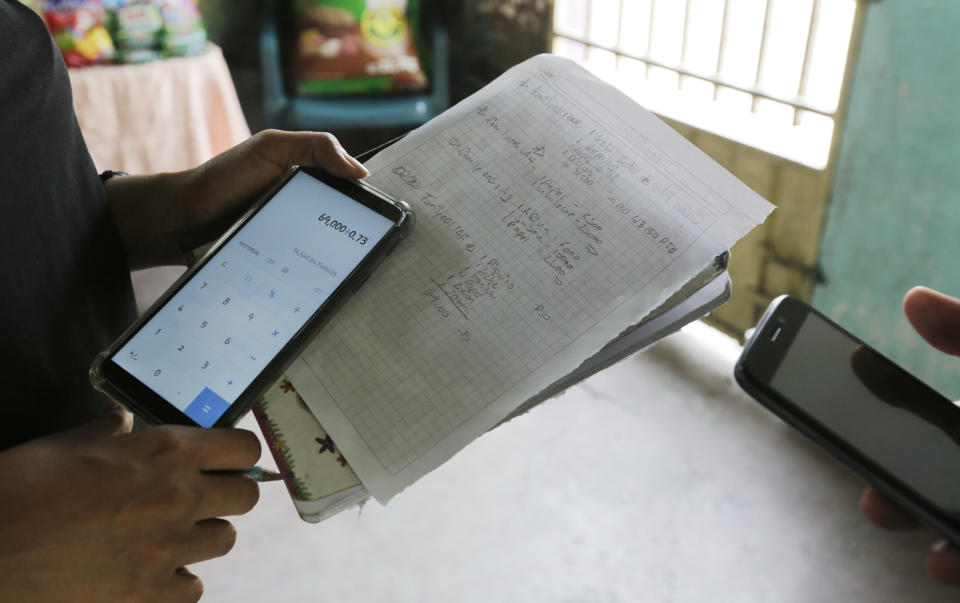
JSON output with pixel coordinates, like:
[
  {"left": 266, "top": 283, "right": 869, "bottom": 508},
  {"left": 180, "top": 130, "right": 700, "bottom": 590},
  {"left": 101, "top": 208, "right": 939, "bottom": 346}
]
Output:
[{"left": 29, "top": 1, "right": 960, "bottom": 600}]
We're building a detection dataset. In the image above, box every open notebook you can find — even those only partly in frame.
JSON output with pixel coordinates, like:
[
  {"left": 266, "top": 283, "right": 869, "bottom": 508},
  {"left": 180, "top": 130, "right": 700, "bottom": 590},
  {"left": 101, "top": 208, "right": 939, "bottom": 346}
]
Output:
[
  {"left": 254, "top": 54, "right": 773, "bottom": 521},
  {"left": 255, "top": 264, "right": 730, "bottom": 522}
]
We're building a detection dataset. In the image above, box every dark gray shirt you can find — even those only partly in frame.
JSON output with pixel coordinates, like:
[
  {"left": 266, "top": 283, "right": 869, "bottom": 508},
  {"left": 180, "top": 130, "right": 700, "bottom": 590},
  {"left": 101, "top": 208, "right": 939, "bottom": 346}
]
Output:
[{"left": 0, "top": 1, "right": 137, "bottom": 449}]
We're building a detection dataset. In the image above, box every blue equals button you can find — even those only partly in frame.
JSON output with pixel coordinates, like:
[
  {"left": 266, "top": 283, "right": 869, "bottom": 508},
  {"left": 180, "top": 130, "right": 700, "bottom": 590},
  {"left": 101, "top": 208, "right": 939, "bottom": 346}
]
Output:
[{"left": 184, "top": 387, "right": 231, "bottom": 427}]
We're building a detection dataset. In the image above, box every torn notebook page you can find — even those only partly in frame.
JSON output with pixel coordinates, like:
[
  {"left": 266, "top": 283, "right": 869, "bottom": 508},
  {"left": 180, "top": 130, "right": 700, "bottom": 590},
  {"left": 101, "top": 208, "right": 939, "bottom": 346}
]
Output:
[{"left": 286, "top": 54, "right": 773, "bottom": 503}]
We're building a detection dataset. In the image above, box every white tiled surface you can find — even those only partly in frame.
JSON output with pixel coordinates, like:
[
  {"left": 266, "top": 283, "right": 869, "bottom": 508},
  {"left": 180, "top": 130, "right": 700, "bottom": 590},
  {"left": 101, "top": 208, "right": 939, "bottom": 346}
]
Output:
[{"left": 195, "top": 324, "right": 955, "bottom": 602}]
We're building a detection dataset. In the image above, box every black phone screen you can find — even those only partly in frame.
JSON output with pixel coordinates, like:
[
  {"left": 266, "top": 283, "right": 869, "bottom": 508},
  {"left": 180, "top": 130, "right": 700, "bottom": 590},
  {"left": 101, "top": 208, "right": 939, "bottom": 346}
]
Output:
[
  {"left": 109, "top": 170, "right": 397, "bottom": 427},
  {"left": 769, "top": 311, "right": 960, "bottom": 513}
]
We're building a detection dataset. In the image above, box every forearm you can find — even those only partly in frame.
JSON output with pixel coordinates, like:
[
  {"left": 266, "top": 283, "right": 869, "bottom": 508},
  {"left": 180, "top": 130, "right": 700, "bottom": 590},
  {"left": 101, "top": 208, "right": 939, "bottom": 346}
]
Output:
[{"left": 104, "top": 170, "right": 194, "bottom": 270}]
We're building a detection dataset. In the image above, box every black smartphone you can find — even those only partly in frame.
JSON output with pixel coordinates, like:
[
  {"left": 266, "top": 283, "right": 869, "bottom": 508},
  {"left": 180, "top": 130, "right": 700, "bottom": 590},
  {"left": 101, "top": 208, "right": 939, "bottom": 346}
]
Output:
[
  {"left": 735, "top": 295, "right": 960, "bottom": 545},
  {"left": 90, "top": 166, "right": 412, "bottom": 428}
]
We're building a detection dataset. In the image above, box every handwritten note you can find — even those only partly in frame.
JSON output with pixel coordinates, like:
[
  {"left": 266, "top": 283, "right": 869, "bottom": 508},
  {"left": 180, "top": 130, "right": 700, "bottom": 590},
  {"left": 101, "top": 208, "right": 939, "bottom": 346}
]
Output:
[{"left": 287, "top": 55, "right": 773, "bottom": 502}]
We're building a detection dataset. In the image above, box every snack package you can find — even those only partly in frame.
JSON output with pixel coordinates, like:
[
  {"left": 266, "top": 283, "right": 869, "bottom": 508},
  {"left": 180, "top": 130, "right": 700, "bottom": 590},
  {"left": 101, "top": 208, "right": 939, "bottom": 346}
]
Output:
[
  {"left": 41, "top": 0, "right": 115, "bottom": 68},
  {"left": 160, "top": 0, "right": 207, "bottom": 57},
  {"left": 293, "top": 0, "right": 428, "bottom": 95},
  {"left": 106, "top": 0, "right": 164, "bottom": 63}
]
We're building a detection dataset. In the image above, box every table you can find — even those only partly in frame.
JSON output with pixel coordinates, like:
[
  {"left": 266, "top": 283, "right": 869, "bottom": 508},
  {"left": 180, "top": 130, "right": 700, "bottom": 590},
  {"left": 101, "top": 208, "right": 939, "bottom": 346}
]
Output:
[{"left": 69, "top": 43, "right": 249, "bottom": 174}]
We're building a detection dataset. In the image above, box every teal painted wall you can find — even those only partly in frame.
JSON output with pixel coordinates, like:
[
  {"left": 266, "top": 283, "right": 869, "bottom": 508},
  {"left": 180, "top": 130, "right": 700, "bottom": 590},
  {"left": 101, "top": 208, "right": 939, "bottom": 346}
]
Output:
[{"left": 814, "top": 0, "right": 960, "bottom": 396}]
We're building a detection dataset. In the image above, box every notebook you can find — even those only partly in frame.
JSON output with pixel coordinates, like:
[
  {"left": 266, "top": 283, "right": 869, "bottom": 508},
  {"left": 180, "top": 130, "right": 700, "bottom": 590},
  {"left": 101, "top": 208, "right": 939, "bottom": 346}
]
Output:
[
  {"left": 255, "top": 54, "right": 773, "bottom": 519},
  {"left": 255, "top": 266, "right": 731, "bottom": 522}
]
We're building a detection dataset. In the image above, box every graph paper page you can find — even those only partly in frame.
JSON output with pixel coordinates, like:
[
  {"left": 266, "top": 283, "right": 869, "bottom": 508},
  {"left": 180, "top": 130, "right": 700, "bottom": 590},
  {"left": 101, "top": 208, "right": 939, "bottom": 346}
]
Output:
[{"left": 287, "top": 55, "right": 773, "bottom": 502}]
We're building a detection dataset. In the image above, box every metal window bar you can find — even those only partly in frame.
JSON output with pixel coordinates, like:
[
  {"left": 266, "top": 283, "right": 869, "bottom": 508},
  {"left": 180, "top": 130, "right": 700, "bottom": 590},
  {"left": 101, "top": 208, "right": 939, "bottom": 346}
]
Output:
[
  {"left": 712, "top": 0, "right": 732, "bottom": 102},
  {"left": 644, "top": 0, "right": 655, "bottom": 78},
  {"left": 613, "top": 0, "right": 624, "bottom": 73},
  {"left": 679, "top": 0, "right": 692, "bottom": 90},
  {"left": 795, "top": 0, "right": 823, "bottom": 124},
  {"left": 554, "top": 0, "right": 844, "bottom": 120},
  {"left": 556, "top": 30, "right": 834, "bottom": 118},
  {"left": 751, "top": 0, "right": 774, "bottom": 113}
]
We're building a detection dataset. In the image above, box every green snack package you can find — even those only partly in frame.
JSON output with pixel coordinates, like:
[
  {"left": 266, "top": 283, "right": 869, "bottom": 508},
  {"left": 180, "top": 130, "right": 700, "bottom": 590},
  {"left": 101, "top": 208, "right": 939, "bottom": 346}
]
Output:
[
  {"left": 293, "top": 0, "right": 428, "bottom": 95},
  {"left": 107, "top": 0, "right": 164, "bottom": 63},
  {"left": 160, "top": 0, "right": 207, "bottom": 57}
]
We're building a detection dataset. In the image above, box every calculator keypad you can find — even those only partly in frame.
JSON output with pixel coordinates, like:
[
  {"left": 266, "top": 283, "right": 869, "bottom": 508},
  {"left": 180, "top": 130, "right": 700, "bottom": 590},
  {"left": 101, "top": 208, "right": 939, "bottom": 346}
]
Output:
[{"left": 114, "top": 171, "right": 395, "bottom": 426}]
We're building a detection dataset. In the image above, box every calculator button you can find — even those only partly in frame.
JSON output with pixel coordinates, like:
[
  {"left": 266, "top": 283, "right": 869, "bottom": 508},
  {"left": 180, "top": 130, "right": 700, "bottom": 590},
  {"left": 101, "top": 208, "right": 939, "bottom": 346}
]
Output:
[{"left": 184, "top": 387, "right": 230, "bottom": 427}]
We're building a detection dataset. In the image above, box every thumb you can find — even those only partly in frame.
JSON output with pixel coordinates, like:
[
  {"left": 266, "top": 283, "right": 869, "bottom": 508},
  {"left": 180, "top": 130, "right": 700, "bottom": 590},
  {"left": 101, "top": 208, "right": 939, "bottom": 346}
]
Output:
[
  {"left": 904, "top": 286, "right": 960, "bottom": 356},
  {"left": 56, "top": 402, "right": 134, "bottom": 444},
  {"left": 258, "top": 130, "right": 369, "bottom": 179}
]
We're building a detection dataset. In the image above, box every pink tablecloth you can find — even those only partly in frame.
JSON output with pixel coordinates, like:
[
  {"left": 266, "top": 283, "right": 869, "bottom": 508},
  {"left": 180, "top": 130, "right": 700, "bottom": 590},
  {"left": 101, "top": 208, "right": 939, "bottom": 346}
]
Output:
[{"left": 69, "top": 43, "right": 250, "bottom": 174}]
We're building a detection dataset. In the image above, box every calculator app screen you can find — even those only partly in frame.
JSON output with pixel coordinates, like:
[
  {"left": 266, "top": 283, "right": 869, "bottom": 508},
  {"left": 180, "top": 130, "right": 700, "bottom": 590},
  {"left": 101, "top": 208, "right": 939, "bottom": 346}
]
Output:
[{"left": 114, "top": 171, "right": 395, "bottom": 426}]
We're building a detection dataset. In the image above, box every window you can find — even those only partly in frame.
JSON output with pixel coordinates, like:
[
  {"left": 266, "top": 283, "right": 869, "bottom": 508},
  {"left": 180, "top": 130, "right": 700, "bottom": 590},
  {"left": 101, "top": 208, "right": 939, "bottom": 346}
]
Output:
[{"left": 553, "top": 0, "right": 861, "bottom": 169}]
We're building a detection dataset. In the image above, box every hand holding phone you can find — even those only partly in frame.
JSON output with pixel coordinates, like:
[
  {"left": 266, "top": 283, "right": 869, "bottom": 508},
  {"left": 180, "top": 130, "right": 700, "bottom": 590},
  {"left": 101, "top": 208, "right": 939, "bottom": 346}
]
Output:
[
  {"left": 91, "top": 166, "right": 411, "bottom": 428},
  {"left": 860, "top": 287, "right": 960, "bottom": 585},
  {"left": 736, "top": 293, "right": 960, "bottom": 551}
]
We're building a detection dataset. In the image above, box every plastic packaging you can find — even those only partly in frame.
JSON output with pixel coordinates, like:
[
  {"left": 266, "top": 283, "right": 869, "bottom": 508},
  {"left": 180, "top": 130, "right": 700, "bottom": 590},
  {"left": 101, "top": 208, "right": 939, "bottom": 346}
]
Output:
[
  {"left": 160, "top": 0, "right": 207, "bottom": 57},
  {"left": 41, "top": 0, "right": 115, "bottom": 67},
  {"left": 293, "top": 0, "right": 428, "bottom": 95}
]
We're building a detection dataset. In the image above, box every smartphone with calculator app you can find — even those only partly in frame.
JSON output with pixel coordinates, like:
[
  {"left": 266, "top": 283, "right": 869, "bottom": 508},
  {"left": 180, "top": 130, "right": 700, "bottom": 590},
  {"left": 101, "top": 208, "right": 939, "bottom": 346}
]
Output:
[{"left": 90, "top": 166, "right": 412, "bottom": 428}]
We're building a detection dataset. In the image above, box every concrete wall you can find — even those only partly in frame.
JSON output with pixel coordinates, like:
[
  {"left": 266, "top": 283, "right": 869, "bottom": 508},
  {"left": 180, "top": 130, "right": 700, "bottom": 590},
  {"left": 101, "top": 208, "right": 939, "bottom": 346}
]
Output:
[
  {"left": 814, "top": 0, "right": 960, "bottom": 396},
  {"left": 658, "top": 119, "right": 832, "bottom": 341}
]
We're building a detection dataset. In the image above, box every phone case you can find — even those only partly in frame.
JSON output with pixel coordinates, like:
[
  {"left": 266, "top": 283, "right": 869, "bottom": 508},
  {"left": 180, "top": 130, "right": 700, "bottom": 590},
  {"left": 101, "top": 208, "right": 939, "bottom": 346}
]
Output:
[
  {"left": 90, "top": 166, "right": 412, "bottom": 426},
  {"left": 734, "top": 296, "right": 960, "bottom": 546}
]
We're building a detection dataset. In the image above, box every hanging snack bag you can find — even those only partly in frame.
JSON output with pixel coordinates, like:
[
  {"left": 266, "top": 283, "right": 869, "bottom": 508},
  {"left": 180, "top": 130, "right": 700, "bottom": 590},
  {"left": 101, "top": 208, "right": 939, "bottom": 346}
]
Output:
[
  {"left": 293, "top": 0, "right": 428, "bottom": 95},
  {"left": 160, "top": 0, "right": 207, "bottom": 57},
  {"left": 106, "top": 0, "right": 164, "bottom": 63},
  {"left": 42, "top": 0, "right": 115, "bottom": 68}
]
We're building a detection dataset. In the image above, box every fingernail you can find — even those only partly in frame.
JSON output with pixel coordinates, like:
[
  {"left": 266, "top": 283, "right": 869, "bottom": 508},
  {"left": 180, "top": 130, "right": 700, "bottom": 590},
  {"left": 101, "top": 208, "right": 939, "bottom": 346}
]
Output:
[
  {"left": 335, "top": 145, "right": 368, "bottom": 175},
  {"left": 349, "top": 156, "right": 370, "bottom": 177},
  {"left": 933, "top": 539, "right": 951, "bottom": 553}
]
